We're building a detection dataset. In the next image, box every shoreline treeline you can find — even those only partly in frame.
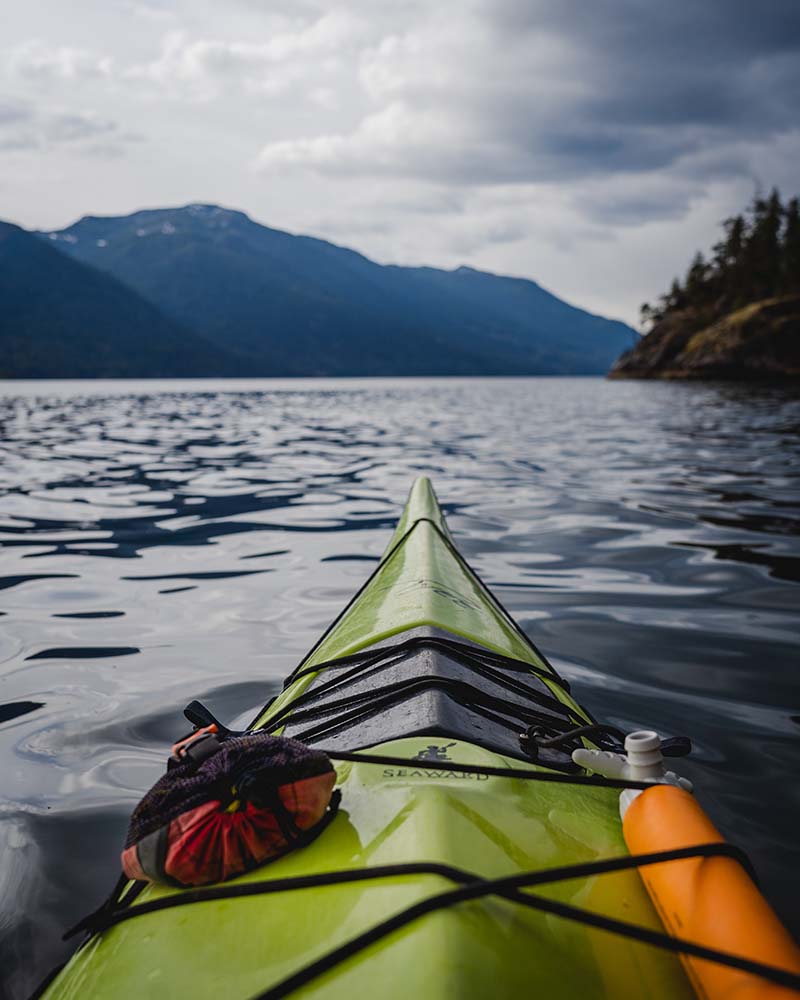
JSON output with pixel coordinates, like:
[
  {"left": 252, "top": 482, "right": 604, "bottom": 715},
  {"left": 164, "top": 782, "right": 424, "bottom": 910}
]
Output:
[{"left": 641, "top": 189, "right": 800, "bottom": 331}]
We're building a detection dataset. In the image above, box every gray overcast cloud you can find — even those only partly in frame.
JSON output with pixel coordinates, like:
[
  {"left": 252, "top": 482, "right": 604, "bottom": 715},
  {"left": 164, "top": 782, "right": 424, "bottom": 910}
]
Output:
[{"left": 2, "top": 0, "right": 799, "bottom": 323}]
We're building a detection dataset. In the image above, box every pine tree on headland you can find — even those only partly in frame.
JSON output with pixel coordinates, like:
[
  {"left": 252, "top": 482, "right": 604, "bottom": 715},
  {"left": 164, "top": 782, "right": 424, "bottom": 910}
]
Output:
[
  {"left": 745, "top": 188, "right": 783, "bottom": 302},
  {"left": 783, "top": 198, "right": 800, "bottom": 295},
  {"left": 685, "top": 251, "right": 710, "bottom": 304},
  {"left": 711, "top": 213, "right": 746, "bottom": 307}
]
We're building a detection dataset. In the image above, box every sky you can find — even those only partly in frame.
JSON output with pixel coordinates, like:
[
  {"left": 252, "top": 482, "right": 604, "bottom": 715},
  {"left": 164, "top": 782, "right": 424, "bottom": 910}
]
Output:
[{"left": 2, "top": 0, "right": 799, "bottom": 325}]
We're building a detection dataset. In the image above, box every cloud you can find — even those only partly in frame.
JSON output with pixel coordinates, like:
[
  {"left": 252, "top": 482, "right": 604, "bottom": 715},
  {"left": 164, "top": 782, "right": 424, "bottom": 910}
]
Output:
[
  {"left": 125, "top": 11, "right": 368, "bottom": 100},
  {"left": 6, "top": 40, "right": 113, "bottom": 83},
  {"left": 4, "top": 12, "right": 371, "bottom": 105},
  {"left": 1, "top": 43, "right": 138, "bottom": 156},
  {"left": 44, "top": 111, "right": 116, "bottom": 143},
  {"left": 0, "top": 99, "right": 38, "bottom": 152},
  {"left": 256, "top": 101, "right": 503, "bottom": 180},
  {"left": 572, "top": 175, "right": 706, "bottom": 228},
  {"left": 255, "top": 0, "right": 800, "bottom": 196},
  {"left": 443, "top": 219, "right": 527, "bottom": 256},
  {"left": 1, "top": 0, "right": 798, "bottom": 324},
  {"left": 0, "top": 100, "right": 133, "bottom": 155},
  {"left": 122, "top": 0, "right": 177, "bottom": 21},
  {"left": 0, "top": 99, "right": 32, "bottom": 127}
]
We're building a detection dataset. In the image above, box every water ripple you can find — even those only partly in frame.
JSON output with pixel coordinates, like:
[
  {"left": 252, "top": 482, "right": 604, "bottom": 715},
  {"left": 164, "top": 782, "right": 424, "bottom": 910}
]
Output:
[{"left": 0, "top": 376, "right": 798, "bottom": 996}]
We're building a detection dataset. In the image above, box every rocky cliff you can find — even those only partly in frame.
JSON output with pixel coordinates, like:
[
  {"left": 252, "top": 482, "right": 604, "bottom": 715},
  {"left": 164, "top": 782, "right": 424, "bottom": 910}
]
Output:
[{"left": 609, "top": 296, "right": 800, "bottom": 380}]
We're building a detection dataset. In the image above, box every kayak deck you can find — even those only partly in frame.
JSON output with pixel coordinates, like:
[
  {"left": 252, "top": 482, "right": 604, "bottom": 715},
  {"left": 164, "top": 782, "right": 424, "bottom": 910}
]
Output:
[
  {"left": 257, "top": 478, "right": 590, "bottom": 744},
  {"left": 43, "top": 479, "right": 695, "bottom": 1000}
]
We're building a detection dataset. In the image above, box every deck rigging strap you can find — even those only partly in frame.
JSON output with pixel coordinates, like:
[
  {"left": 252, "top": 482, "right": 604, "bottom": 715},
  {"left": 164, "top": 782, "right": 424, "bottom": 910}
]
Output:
[
  {"left": 279, "top": 675, "right": 585, "bottom": 752},
  {"left": 54, "top": 843, "right": 799, "bottom": 998},
  {"left": 62, "top": 750, "right": 710, "bottom": 947},
  {"left": 286, "top": 635, "right": 571, "bottom": 692},
  {"left": 252, "top": 515, "right": 577, "bottom": 728},
  {"left": 320, "top": 749, "right": 662, "bottom": 790},
  {"left": 248, "top": 844, "right": 800, "bottom": 1000},
  {"left": 258, "top": 633, "right": 604, "bottom": 766},
  {"left": 51, "top": 746, "right": 792, "bottom": 997}
]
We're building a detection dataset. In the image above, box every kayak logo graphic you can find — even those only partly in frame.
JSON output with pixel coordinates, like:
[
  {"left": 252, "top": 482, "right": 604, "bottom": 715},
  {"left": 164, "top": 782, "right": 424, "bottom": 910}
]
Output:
[
  {"left": 413, "top": 742, "right": 456, "bottom": 761},
  {"left": 383, "top": 742, "right": 488, "bottom": 779}
]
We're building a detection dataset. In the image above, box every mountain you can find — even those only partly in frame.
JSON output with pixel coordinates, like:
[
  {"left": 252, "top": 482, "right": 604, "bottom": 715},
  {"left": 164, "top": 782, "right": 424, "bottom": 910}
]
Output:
[
  {"left": 610, "top": 297, "right": 800, "bottom": 380},
  {"left": 39, "top": 204, "right": 635, "bottom": 376},
  {"left": 0, "top": 222, "right": 245, "bottom": 378}
]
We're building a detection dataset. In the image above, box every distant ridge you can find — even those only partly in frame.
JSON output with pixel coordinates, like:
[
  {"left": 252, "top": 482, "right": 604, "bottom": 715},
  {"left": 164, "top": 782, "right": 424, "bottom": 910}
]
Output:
[
  {"left": 35, "top": 204, "right": 635, "bottom": 377},
  {"left": 0, "top": 221, "right": 243, "bottom": 378}
]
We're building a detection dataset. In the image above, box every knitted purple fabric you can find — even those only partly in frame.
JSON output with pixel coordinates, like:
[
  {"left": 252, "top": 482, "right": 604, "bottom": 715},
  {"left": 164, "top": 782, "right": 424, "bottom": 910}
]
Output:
[{"left": 124, "top": 732, "right": 333, "bottom": 849}]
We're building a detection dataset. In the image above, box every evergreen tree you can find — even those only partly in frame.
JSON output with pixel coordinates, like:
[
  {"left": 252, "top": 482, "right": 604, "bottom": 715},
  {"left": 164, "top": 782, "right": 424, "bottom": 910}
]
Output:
[
  {"left": 716, "top": 214, "right": 746, "bottom": 268},
  {"left": 659, "top": 277, "right": 686, "bottom": 315},
  {"left": 782, "top": 197, "right": 800, "bottom": 294},
  {"left": 745, "top": 188, "right": 783, "bottom": 301},
  {"left": 712, "top": 214, "right": 746, "bottom": 305},
  {"left": 685, "top": 251, "right": 709, "bottom": 301}
]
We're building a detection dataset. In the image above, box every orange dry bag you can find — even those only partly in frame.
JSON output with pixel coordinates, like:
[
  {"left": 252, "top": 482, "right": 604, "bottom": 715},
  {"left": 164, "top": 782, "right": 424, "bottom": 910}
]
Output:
[{"left": 623, "top": 784, "right": 800, "bottom": 1000}]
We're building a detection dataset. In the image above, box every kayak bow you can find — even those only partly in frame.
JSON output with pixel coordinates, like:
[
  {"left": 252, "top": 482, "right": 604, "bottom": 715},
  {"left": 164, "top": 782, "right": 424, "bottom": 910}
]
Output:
[{"left": 41, "top": 478, "right": 799, "bottom": 1000}]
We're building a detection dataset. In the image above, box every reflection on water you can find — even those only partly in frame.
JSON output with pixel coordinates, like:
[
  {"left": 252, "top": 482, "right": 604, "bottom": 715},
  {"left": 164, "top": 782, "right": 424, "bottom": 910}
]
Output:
[
  {"left": 0, "top": 702, "right": 43, "bottom": 724},
  {"left": 0, "top": 377, "right": 798, "bottom": 996}
]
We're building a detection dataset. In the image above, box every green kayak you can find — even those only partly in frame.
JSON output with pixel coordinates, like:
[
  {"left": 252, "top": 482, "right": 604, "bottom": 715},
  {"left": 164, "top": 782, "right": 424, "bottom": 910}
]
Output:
[{"left": 40, "top": 478, "right": 799, "bottom": 1000}]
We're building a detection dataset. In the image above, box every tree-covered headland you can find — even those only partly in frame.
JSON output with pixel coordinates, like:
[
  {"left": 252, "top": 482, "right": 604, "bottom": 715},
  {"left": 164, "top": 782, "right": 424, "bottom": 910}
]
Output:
[
  {"left": 611, "top": 189, "right": 800, "bottom": 380},
  {"left": 641, "top": 189, "right": 800, "bottom": 330}
]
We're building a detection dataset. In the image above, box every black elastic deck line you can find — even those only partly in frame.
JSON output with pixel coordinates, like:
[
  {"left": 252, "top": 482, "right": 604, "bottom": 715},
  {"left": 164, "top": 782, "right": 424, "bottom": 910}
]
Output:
[
  {"left": 287, "top": 635, "right": 571, "bottom": 692},
  {"left": 292, "top": 700, "right": 581, "bottom": 758},
  {"left": 271, "top": 676, "right": 583, "bottom": 747},
  {"left": 262, "top": 634, "right": 589, "bottom": 767},
  {"left": 248, "top": 845, "right": 800, "bottom": 1000},
  {"left": 55, "top": 845, "right": 798, "bottom": 996},
  {"left": 268, "top": 663, "right": 575, "bottom": 736},
  {"left": 321, "top": 749, "right": 660, "bottom": 790},
  {"left": 66, "top": 845, "right": 747, "bottom": 938},
  {"left": 252, "top": 515, "right": 578, "bottom": 731}
]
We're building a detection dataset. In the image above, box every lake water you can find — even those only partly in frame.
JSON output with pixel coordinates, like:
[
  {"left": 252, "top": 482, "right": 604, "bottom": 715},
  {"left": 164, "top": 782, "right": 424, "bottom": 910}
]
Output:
[{"left": 0, "top": 376, "right": 798, "bottom": 997}]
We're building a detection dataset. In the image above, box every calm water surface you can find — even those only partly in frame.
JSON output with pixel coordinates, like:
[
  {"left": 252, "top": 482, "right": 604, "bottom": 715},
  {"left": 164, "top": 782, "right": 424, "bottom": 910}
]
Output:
[{"left": 0, "top": 377, "right": 798, "bottom": 997}]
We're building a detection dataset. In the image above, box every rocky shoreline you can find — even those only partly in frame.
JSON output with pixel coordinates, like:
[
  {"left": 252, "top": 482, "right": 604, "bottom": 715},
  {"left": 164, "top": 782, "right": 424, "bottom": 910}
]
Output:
[{"left": 609, "top": 296, "right": 800, "bottom": 380}]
